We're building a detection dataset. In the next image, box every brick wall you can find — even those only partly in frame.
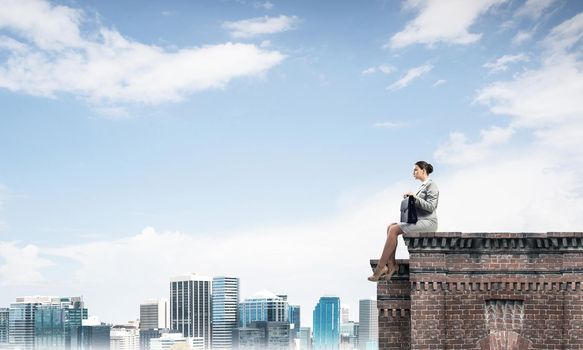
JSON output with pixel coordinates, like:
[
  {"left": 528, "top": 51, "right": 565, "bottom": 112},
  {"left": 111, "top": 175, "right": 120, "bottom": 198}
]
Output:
[{"left": 372, "top": 232, "right": 583, "bottom": 350}]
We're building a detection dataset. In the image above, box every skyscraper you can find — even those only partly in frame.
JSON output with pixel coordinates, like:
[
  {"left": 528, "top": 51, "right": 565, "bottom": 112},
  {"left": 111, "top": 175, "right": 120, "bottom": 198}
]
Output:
[
  {"left": 313, "top": 296, "right": 340, "bottom": 350},
  {"left": 288, "top": 305, "right": 300, "bottom": 339},
  {"left": 239, "top": 290, "right": 288, "bottom": 327},
  {"left": 0, "top": 308, "right": 8, "bottom": 344},
  {"left": 169, "top": 273, "right": 212, "bottom": 349},
  {"left": 211, "top": 276, "right": 239, "bottom": 350},
  {"left": 9, "top": 296, "right": 86, "bottom": 350},
  {"left": 35, "top": 297, "right": 88, "bottom": 350},
  {"left": 299, "top": 327, "right": 312, "bottom": 350},
  {"left": 341, "top": 305, "right": 350, "bottom": 324},
  {"left": 71, "top": 316, "right": 111, "bottom": 350},
  {"left": 357, "top": 299, "right": 377, "bottom": 350},
  {"left": 140, "top": 299, "right": 169, "bottom": 330}
]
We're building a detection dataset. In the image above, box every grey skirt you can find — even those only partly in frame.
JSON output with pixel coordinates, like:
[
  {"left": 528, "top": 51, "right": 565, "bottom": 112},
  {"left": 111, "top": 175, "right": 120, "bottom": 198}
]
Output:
[{"left": 398, "top": 219, "right": 438, "bottom": 234}]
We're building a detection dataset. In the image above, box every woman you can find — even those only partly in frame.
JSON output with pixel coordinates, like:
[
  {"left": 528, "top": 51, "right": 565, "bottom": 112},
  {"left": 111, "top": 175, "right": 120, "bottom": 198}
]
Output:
[{"left": 368, "top": 161, "right": 439, "bottom": 282}]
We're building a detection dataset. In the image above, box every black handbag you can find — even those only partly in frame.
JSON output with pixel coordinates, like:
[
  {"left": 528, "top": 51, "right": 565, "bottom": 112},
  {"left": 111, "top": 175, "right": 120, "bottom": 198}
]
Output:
[{"left": 407, "top": 195, "right": 418, "bottom": 224}]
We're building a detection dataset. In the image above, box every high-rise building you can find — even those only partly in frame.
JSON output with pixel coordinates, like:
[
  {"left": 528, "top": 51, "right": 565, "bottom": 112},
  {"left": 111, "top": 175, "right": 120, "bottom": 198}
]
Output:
[
  {"left": 357, "top": 299, "right": 377, "bottom": 350},
  {"left": 299, "top": 327, "right": 312, "bottom": 350},
  {"left": 233, "top": 321, "right": 291, "bottom": 350},
  {"left": 9, "top": 296, "right": 87, "bottom": 350},
  {"left": 211, "top": 276, "right": 239, "bottom": 350},
  {"left": 140, "top": 299, "right": 169, "bottom": 330},
  {"left": 169, "top": 273, "right": 212, "bottom": 349},
  {"left": 288, "top": 305, "right": 300, "bottom": 339},
  {"left": 35, "top": 297, "right": 88, "bottom": 350},
  {"left": 340, "top": 322, "right": 358, "bottom": 350},
  {"left": 139, "top": 328, "right": 179, "bottom": 350},
  {"left": 9, "top": 296, "right": 50, "bottom": 350},
  {"left": 71, "top": 316, "right": 111, "bottom": 350},
  {"left": 313, "top": 296, "right": 340, "bottom": 350},
  {"left": 239, "top": 290, "right": 288, "bottom": 327},
  {"left": 0, "top": 308, "right": 9, "bottom": 344},
  {"left": 340, "top": 306, "right": 350, "bottom": 324},
  {"left": 110, "top": 324, "right": 139, "bottom": 350}
]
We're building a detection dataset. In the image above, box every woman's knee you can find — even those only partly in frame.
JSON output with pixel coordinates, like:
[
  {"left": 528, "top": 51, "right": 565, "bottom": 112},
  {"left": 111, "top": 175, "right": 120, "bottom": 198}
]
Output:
[{"left": 389, "top": 225, "right": 402, "bottom": 237}]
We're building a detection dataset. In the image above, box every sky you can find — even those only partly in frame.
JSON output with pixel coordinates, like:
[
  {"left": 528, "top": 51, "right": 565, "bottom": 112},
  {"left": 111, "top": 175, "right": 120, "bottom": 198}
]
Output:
[{"left": 1, "top": 0, "right": 583, "bottom": 328}]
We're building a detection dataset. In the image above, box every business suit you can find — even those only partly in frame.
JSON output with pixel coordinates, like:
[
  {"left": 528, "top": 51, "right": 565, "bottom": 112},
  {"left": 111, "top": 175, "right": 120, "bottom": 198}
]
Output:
[{"left": 399, "top": 178, "right": 439, "bottom": 234}]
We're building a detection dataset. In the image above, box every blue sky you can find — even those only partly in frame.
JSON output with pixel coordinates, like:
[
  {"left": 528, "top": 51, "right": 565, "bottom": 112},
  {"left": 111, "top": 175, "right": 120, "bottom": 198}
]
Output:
[{"left": 1, "top": 0, "right": 583, "bottom": 327}]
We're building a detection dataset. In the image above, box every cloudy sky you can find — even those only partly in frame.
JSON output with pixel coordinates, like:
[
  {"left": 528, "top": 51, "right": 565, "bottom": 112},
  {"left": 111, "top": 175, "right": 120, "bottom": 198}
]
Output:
[{"left": 1, "top": 0, "right": 583, "bottom": 327}]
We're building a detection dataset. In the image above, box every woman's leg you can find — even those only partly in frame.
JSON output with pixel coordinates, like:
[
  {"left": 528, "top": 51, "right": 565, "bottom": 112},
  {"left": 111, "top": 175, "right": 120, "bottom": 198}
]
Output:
[{"left": 378, "top": 224, "right": 402, "bottom": 270}]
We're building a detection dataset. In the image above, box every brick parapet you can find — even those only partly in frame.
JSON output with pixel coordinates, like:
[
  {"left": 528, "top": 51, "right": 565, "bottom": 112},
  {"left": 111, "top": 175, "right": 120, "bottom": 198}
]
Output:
[{"left": 372, "top": 232, "right": 583, "bottom": 349}]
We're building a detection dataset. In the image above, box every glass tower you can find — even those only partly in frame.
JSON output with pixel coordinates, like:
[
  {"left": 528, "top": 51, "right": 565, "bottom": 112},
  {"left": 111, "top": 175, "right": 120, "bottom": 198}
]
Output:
[
  {"left": 357, "top": 299, "right": 378, "bottom": 350},
  {"left": 0, "top": 308, "right": 8, "bottom": 344},
  {"left": 169, "top": 274, "right": 212, "bottom": 349},
  {"left": 211, "top": 276, "right": 239, "bottom": 349},
  {"left": 288, "top": 305, "right": 301, "bottom": 339},
  {"left": 35, "top": 297, "right": 88, "bottom": 350},
  {"left": 239, "top": 290, "right": 288, "bottom": 327},
  {"left": 313, "top": 296, "right": 340, "bottom": 350}
]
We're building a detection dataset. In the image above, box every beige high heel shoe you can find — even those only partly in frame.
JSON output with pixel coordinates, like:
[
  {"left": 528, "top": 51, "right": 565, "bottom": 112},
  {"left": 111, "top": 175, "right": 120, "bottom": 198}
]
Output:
[
  {"left": 383, "top": 263, "right": 399, "bottom": 281},
  {"left": 367, "top": 265, "right": 389, "bottom": 282}
]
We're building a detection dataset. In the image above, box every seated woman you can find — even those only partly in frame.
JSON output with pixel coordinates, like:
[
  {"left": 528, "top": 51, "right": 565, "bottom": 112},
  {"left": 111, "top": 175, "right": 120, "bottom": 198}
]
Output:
[{"left": 368, "top": 160, "right": 439, "bottom": 282}]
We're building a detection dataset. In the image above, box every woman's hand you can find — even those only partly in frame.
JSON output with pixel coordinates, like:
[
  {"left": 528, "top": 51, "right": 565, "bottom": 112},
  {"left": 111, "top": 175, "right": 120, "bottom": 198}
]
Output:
[{"left": 403, "top": 191, "right": 414, "bottom": 198}]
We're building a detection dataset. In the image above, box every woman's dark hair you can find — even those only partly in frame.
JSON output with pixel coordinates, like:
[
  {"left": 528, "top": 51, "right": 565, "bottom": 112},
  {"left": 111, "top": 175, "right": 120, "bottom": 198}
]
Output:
[{"left": 415, "top": 161, "right": 433, "bottom": 175}]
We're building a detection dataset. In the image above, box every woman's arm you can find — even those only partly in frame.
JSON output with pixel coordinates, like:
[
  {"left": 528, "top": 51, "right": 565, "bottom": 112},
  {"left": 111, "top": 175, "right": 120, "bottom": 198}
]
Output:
[{"left": 414, "top": 182, "right": 439, "bottom": 213}]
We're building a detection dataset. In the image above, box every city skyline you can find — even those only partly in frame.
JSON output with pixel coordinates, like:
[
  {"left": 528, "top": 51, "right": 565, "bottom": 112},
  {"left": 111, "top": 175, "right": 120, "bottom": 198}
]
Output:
[{"left": 2, "top": 0, "right": 583, "bottom": 330}]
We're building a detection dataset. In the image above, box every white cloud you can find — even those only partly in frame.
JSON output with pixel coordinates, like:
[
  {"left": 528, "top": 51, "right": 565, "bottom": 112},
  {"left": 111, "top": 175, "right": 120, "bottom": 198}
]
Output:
[
  {"left": 543, "top": 12, "right": 583, "bottom": 53},
  {"left": 443, "top": 11, "right": 583, "bottom": 231},
  {"left": 0, "top": 242, "right": 53, "bottom": 286},
  {"left": 373, "top": 121, "right": 409, "bottom": 129},
  {"left": 0, "top": 0, "right": 84, "bottom": 50},
  {"left": 434, "top": 126, "right": 515, "bottom": 165},
  {"left": 388, "top": 0, "right": 507, "bottom": 48},
  {"left": 0, "top": 0, "right": 285, "bottom": 108},
  {"left": 361, "top": 64, "right": 396, "bottom": 76},
  {"left": 437, "top": 151, "right": 583, "bottom": 233},
  {"left": 432, "top": 79, "right": 446, "bottom": 87},
  {"left": 386, "top": 64, "right": 432, "bottom": 91},
  {"left": 514, "top": 0, "right": 557, "bottom": 19},
  {"left": 512, "top": 30, "right": 533, "bottom": 44},
  {"left": 476, "top": 54, "right": 583, "bottom": 127},
  {"left": 222, "top": 15, "right": 300, "bottom": 38},
  {"left": 254, "top": 1, "right": 274, "bottom": 10},
  {"left": 483, "top": 53, "right": 529, "bottom": 73}
]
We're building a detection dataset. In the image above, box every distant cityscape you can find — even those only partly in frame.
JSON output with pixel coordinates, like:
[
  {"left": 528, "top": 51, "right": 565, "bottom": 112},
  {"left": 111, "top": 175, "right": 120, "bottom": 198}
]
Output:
[{"left": 0, "top": 273, "right": 378, "bottom": 350}]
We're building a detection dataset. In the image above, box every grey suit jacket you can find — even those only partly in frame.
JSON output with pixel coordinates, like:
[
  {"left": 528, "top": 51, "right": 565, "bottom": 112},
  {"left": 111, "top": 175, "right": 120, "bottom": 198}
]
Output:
[{"left": 400, "top": 179, "right": 439, "bottom": 222}]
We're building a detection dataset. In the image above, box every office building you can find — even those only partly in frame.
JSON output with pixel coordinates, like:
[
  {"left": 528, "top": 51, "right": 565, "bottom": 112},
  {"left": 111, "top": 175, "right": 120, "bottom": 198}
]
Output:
[
  {"left": 357, "top": 299, "right": 377, "bottom": 350},
  {"left": 139, "top": 328, "right": 180, "bottom": 350},
  {"left": 110, "top": 324, "right": 139, "bottom": 350},
  {"left": 34, "top": 297, "right": 88, "bottom": 350},
  {"left": 211, "top": 276, "right": 239, "bottom": 350},
  {"left": 170, "top": 273, "right": 212, "bottom": 349},
  {"left": 9, "top": 296, "right": 86, "bottom": 350},
  {"left": 233, "top": 321, "right": 291, "bottom": 350},
  {"left": 140, "top": 299, "right": 169, "bottom": 330},
  {"left": 299, "top": 327, "right": 312, "bottom": 350},
  {"left": 313, "top": 296, "right": 340, "bottom": 350},
  {"left": 340, "top": 322, "right": 358, "bottom": 350},
  {"left": 233, "top": 327, "right": 264, "bottom": 349},
  {"left": 341, "top": 306, "right": 350, "bottom": 325},
  {"left": 239, "top": 290, "right": 288, "bottom": 327},
  {"left": 71, "top": 317, "right": 111, "bottom": 350},
  {"left": 0, "top": 308, "right": 8, "bottom": 344},
  {"left": 288, "top": 305, "right": 300, "bottom": 340},
  {"left": 149, "top": 332, "right": 204, "bottom": 350}
]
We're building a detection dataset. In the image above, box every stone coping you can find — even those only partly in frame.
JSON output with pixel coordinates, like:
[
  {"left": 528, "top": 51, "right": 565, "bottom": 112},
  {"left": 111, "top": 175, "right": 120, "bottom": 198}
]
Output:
[{"left": 403, "top": 232, "right": 583, "bottom": 238}]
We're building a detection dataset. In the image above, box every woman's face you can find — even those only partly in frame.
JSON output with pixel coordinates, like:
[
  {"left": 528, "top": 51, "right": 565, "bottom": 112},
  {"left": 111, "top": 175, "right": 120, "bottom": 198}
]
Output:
[{"left": 413, "top": 165, "right": 426, "bottom": 180}]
